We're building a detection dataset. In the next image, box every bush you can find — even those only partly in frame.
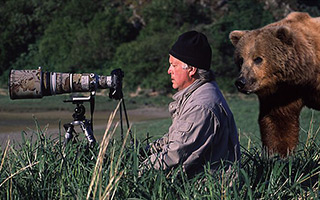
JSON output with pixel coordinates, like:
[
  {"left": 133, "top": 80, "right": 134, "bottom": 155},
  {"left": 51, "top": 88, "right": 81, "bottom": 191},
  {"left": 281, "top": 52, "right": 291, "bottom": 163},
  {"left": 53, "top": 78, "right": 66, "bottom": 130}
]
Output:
[{"left": 113, "top": 30, "right": 180, "bottom": 91}]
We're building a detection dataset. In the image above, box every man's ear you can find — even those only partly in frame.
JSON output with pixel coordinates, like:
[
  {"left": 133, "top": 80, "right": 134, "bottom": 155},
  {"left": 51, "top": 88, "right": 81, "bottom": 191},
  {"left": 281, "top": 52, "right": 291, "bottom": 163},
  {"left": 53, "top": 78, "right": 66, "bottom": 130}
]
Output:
[{"left": 188, "top": 66, "right": 197, "bottom": 77}]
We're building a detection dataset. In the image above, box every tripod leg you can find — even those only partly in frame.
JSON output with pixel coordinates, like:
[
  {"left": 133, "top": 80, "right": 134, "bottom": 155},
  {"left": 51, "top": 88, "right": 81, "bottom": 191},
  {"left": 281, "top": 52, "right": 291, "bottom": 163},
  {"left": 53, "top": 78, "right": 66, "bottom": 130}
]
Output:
[
  {"left": 81, "top": 120, "right": 96, "bottom": 148},
  {"left": 63, "top": 124, "right": 74, "bottom": 146},
  {"left": 121, "top": 98, "right": 133, "bottom": 141},
  {"left": 120, "top": 102, "right": 124, "bottom": 142}
]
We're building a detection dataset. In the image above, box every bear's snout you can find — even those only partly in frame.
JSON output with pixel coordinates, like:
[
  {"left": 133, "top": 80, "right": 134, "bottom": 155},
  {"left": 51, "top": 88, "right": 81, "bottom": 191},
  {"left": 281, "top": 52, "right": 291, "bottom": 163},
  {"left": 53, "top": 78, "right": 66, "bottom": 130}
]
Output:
[
  {"left": 235, "top": 76, "right": 255, "bottom": 94},
  {"left": 235, "top": 77, "right": 246, "bottom": 90}
]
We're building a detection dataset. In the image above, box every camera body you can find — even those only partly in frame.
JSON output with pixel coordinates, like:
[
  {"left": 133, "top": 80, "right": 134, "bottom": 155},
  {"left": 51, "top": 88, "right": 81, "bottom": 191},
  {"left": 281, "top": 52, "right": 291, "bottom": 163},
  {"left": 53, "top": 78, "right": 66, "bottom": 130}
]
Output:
[{"left": 9, "top": 67, "right": 124, "bottom": 100}]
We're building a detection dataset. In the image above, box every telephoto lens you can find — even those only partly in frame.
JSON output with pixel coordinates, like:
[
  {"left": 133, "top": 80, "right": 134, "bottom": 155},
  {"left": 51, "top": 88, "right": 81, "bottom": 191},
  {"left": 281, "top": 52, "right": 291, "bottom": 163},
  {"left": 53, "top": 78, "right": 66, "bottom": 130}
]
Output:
[{"left": 8, "top": 67, "right": 120, "bottom": 99}]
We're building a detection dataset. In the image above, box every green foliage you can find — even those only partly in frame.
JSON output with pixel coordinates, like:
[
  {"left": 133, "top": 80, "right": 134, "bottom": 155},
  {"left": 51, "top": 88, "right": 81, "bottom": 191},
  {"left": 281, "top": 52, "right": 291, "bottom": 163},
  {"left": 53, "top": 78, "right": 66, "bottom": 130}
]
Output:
[
  {"left": 113, "top": 30, "right": 179, "bottom": 91},
  {"left": 37, "top": 17, "right": 84, "bottom": 71},
  {"left": 141, "top": 0, "right": 201, "bottom": 30},
  {"left": 0, "top": 0, "right": 130, "bottom": 76},
  {"left": 113, "top": 0, "right": 212, "bottom": 91},
  {"left": 0, "top": 0, "right": 62, "bottom": 75},
  {"left": 1, "top": 0, "right": 320, "bottom": 92},
  {"left": 11, "top": 2, "right": 137, "bottom": 74}
]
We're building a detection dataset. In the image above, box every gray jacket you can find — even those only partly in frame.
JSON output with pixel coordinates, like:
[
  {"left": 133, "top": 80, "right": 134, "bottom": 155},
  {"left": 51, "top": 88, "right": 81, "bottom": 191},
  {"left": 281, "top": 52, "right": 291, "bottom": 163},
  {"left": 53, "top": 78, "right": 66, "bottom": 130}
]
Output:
[{"left": 144, "top": 80, "right": 240, "bottom": 175}]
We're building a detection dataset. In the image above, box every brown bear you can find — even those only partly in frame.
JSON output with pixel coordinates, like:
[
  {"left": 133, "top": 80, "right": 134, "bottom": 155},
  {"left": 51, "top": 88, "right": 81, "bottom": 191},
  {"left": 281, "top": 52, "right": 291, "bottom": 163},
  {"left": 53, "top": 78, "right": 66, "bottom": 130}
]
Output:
[{"left": 229, "top": 12, "right": 320, "bottom": 157}]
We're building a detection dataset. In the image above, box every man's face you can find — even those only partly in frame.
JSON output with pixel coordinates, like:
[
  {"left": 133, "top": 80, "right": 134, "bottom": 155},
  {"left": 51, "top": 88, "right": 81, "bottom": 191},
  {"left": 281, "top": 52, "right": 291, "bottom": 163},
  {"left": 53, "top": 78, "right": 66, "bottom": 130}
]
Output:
[{"left": 168, "top": 55, "right": 195, "bottom": 91}]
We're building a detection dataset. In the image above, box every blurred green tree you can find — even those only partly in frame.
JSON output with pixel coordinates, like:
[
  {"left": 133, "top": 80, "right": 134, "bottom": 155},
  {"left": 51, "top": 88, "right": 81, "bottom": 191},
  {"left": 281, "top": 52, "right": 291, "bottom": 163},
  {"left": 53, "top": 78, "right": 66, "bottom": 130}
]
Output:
[
  {"left": 1, "top": 0, "right": 320, "bottom": 92},
  {"left": 113, "top": 31, "right": 179, "bottom": 91},
  {"left": 10, "top": 0, "right": 138, "bottom": 74},
  {"left": 112, "top": 0, "right": 213, "bottom": 91},
  {"left": 0, "top": 0, "right": 62, "bottom": 75}
]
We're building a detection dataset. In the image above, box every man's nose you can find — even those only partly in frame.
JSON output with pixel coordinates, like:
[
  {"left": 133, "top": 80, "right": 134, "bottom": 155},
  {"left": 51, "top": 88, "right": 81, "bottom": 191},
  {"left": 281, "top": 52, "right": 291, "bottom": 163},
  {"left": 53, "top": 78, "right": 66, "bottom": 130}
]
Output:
[{"left": 168, "top": 66, "right": 172, "bottom": 74}]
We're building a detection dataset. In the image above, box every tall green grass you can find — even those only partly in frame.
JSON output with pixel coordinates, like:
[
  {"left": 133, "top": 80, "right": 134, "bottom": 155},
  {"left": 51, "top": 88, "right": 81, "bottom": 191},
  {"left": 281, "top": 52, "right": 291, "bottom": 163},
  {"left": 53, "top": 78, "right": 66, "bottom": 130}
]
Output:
[{"left": 1, "top": 100, "right": 320, "bottom": 199}]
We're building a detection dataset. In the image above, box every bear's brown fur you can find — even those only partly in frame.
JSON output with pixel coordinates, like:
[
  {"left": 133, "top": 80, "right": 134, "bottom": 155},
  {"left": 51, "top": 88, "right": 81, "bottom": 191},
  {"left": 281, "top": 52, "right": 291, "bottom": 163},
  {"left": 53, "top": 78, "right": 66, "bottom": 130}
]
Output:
[{"left": 229, "top": 12, "right": 320, "bottom": 157}]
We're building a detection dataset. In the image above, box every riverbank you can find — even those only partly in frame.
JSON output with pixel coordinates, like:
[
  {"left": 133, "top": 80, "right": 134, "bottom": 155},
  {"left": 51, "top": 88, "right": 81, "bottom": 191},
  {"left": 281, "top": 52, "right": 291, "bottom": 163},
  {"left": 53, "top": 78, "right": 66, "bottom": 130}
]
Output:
[{"left": 0, "top": 106, "right": 170, "bottom": 148}]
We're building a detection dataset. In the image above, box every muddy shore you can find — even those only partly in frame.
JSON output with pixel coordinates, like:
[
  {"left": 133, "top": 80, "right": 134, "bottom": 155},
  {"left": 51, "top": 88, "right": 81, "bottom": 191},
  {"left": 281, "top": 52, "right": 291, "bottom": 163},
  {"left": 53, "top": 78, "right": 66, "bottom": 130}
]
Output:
[{"left": 0, "top": 106, "right": 170, "bottom": 148}]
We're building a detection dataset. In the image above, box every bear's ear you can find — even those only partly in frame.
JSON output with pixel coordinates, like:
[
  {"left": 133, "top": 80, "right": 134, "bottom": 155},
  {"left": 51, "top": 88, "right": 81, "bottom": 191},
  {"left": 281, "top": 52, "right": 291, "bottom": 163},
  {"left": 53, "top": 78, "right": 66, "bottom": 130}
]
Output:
[
  {"left": 276, "top": 26, "right": 293, "bottom": 45},
  {"left": 229, "top": 30, "right": 248, "bottom": 46}
]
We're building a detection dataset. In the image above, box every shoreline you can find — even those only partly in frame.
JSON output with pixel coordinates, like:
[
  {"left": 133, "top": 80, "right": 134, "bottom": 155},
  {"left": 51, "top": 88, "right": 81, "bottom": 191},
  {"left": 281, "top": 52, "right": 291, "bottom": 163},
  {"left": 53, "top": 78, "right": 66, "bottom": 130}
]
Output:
[{"left": 0, "top": 106, "right": 170, "bottom": 148}]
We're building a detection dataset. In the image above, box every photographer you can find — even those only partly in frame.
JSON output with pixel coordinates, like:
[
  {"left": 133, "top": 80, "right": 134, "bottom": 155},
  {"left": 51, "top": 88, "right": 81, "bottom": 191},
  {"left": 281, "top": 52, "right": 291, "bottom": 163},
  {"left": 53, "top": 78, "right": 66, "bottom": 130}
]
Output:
[{"left": 142, "top": 31, "right": 240, "bottom": 177}]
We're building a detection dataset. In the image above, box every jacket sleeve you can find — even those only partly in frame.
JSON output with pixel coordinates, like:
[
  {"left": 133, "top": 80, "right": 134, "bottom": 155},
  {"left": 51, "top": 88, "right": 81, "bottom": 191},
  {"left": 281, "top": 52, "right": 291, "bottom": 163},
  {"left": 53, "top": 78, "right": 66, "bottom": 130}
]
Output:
[
  {"left": 143, "top": 105, "right": 218, "bottom": 171},
  {"left": 149, "top": 133, "right": 169, "bottom": 154}
]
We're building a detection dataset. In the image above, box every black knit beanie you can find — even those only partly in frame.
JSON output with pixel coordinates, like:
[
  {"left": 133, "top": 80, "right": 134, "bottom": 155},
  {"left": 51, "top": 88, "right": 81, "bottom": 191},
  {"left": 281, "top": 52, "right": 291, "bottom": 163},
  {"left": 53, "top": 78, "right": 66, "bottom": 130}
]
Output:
[{"left": 169, "top": 31, "right": 212, "bottom": 70}]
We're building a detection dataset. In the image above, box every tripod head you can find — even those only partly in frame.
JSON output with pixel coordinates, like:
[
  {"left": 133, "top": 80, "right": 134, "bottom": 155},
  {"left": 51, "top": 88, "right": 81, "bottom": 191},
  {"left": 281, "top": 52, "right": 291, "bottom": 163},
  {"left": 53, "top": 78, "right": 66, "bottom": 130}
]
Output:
[
  {"left": 72, "top": 104, "right": 85, "bottom": 121},
  {"left": 64, "top": 95, "right": 92, "bottom": 121}
]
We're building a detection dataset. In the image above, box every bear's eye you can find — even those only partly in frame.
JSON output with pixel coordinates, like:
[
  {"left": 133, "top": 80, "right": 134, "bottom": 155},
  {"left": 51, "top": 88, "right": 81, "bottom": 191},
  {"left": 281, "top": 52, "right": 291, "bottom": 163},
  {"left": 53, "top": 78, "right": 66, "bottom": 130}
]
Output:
[
  {"left": 253, "top": 57, "right": 263, "bottom": 65},
  {"left": 236, "top": 57, "right": 243, "bottom": 70}
]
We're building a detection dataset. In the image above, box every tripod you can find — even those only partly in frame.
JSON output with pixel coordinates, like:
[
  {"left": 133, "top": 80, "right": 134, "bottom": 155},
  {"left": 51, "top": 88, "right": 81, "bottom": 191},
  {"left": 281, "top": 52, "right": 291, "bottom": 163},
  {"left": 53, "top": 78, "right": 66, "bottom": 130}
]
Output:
[
  {"left": 63, "top": 87, "right": 133, "bottom": 148},
  {"left": 63, "top": 94, "right": 96, "bottom": 148}
]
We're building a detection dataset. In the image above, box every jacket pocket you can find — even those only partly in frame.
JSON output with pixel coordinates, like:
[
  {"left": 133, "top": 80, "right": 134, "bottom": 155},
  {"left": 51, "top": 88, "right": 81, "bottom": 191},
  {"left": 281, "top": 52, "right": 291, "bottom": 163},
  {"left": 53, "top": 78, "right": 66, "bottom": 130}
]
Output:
[
  {"left": 177, "top": 119, "right": 193, "bottom": 132},
  {"left": 169, "top": 120, "right": 193, "bottom": 143}
]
